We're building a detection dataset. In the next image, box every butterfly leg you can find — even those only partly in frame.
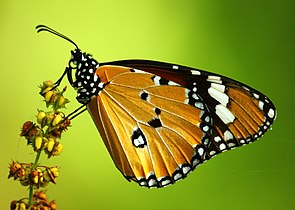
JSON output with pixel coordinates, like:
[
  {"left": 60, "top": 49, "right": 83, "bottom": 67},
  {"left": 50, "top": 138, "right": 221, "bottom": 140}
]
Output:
[
  {"left": 54, "top": 67, "right": 69, "bottom": 87},
  {"left": 66, "top": 104, "right": 87, "bottom": 120}
]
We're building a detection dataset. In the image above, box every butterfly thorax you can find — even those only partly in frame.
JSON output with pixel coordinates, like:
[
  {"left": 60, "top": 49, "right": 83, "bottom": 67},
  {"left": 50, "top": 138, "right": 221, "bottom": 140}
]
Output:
[{"left": 67, "top": 49, "right": 103, "bottom": 104}]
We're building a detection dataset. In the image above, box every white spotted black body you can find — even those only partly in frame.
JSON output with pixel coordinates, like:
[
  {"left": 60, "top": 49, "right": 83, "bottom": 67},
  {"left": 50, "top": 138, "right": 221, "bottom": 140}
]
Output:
[{"left": 67, "top": 49, "right": 102, "bottom": 104}]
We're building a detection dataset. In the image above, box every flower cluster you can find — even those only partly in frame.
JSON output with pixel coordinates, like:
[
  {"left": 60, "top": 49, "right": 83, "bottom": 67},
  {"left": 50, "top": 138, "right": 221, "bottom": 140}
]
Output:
[
  {"left": 10, "top": 191, "right": 56, "bottom": 210},
  {"left": 39, "top": 80, "right": 69, "bottom": 111},
  {"left": 8, "top": 161, "right": 59, "bottom": 188},
  {"left": 9, "top": 80, "right": 71, "bottom": 210}
]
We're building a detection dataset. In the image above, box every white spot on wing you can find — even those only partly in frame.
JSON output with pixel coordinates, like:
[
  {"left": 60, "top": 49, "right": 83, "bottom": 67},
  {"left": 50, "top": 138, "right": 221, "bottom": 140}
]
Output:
[
  {"left": 192, "top": 93, "right": 199, "bottom": 100},
  {"left": 191, "top": 70, "right": 201, "bottom": 75},
  {"left": 153, "top": 76, "right": 161, "bottom": 85},
  {"left": 209, "top": 150, "right": 216, "bottom": 156},
  {"left": 202, "top": 125, "right": 209, "bottom": 132},
  {"left": 133, "top": 68, "right": 147, "bottom": 74},
  {"left": 195, "top": 102, "right": 204, "bottom": 109},
  {"left": 148, "top": 179, "right": 157, "bottom": 187},
  {"left": 259, "top": 101, "right": 264, "bottom": 110},
  {"left": 224, "top": 130, "right": 234, "bottom": 141},
  {"left": 172, "top": 65, "right": 179, "bottom": 69},
  {"left": 161, "top": 179, "right": 171, "bottom": 186},
  {"left": 268, "top": 108, "right": 275, "bottom": 118},
  {"left": 214, "top": 136, "right": 222, "bottom": 142},
  {"left": 168, "top": 81, "right": 180, "bottom": 86},
  {"left": 133, "top": 135, "right": 145, "bottom": 147},
  {"left": 208, "top": 87, "right": 229, "bottom": 106},
  {"left": 207, "top": 75, "right": 222, "bottom": 83},
  {"left": 198, "top": 147, "right": 204, "bottom": 156},
  {"left": 185, "top": 88, "right": 190, "bottom": 94},
  {"left": 211, "top": 83, "right": 225, "bottom": 92},
  {"left": 94, "top": 74, "right": 98, "bottom": 82},
  {"left": 219, "top": 143, "right": 226, "bottom": 150},
  {"left": 253, "top": 93, "right": 259, "bottom": 99},
  {"left": 173, "top": 172, "right": 182, "bottom": 181},
  {"left": 215, "top": 104, "right": 235, "bottom": 124},
  {"left": 182, "top": 165, "right": 191, "bottom": 175}
]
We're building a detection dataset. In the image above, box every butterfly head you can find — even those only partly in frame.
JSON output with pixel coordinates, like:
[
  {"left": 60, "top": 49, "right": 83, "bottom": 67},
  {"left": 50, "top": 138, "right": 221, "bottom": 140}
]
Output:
[
  {"left": 36, "top": 25, "right": 103, "bottom": 104},
  {"left": 67, "top": 49, "right": 102, "bottom": 104}
]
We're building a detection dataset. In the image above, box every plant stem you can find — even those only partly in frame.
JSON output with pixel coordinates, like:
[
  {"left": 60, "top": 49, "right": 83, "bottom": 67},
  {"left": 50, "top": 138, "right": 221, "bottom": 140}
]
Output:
[
  {"left": 33, "top": 150, "right": 42, "bottom": 168},
  {"left": 28, "top": 149, "right": 42, "bottom": 207},
  {"left": 28, "top": 186, "right": 34, "bottom": 207}
]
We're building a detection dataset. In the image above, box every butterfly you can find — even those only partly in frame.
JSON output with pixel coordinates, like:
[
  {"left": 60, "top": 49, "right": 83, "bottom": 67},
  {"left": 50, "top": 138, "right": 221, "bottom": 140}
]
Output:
[{"left": 36, "top": 25, "right": 276, "bottom": 188}]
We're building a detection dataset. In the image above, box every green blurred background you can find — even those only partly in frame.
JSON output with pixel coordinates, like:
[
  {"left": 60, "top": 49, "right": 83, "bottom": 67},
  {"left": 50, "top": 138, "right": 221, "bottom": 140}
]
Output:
[{"left": 1, "top": 0, "right": 294, "bottom": 209}]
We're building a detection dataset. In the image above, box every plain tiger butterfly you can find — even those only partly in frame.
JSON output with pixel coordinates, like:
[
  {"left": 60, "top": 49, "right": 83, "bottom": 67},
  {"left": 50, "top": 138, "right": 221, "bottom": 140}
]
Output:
[{"left": 36, "top": 25, "right": 276, "bottom": 188}]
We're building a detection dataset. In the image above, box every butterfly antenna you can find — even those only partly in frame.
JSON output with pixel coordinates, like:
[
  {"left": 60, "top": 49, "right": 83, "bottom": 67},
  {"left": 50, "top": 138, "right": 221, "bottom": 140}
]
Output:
[{"left": 36, "top": 25, "right": 79, "bottom": 49}]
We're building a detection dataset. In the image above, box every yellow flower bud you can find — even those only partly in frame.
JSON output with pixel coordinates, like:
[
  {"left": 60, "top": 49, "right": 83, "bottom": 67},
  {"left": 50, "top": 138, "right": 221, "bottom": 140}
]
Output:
[
  {"left": 58, "top": 96, "right": 65, "bottom": 106},
  {"left": 31, "top": 170, "right": 39, "bottom": 184},
  {"left": 43, "top": 80, "right": 53, "bottom": 87},
  {"left": 50, "top": 167, "right": 59, "bottom": 178},
  {"left": 52, "top": 143, "right": 63, "bottom": 156},
  {"left": 52, "top": 114, "right": 63, "bottom": 127},
  {"left": 37, "top": 111, "right": 46, "bottom": 124},
  {"left": 43, "top": 170, "right": 50, "bottom": 182},
  {"left": 19, "top": 202, "right": 27, "bottom": 210},
  {"left": 45, "top": 91, "right": 54, "bottom": 102},
  {"left": 47, "top": 138, "right": 55, "bottom": 152},
  {"left": 41, "top": 86, "right": 51, "bottom": 94},
  {"left": 34, "top": 137, "right": 43, "bottom": 151},
  {"left": 45, "top": 114, "right": 55, "bottom": 126}
]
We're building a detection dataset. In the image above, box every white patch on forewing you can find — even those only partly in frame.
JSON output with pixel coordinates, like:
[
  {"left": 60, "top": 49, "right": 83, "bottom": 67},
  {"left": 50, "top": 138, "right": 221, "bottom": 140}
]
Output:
[
  {"left": 207, "top": 75, "right": 222, "bottom": 84},
  {"left": 153, "top": 76, "right": 161, "bottom": 85},
  {"left": 132, "top": 68, "right": 147, "bottom": 74},
  {"left": 268, "top": 108, "right": 275, "bottom": 118},
  {"left": 208, "top": 87, "right": 229, "bottom": 106},
  {"left": 195, "top": 102, "right": 204, "bottom": 109},
  {"left": 215, "top": 104, "right": 235, "bottom": 124},
  {"left": 192, "top": 93, "right": 199, "bottom": 100},
  {"left": 259, "top": 101, "right": 264, "bottom": 110},
  {"left": 172, "top": 65, "right": 179, "bottom": 70},
  {"left": 253, "top": 93, "right": 259, "bottom": 99},
  {"left": 191, "top": 70, "right": 201, "bottom": 75},
  {"left": 168, "top": 80, "right": 180, "bottom": 86},
  {"left": 211, "top": 83, "right": 225, "bottom": 92}
]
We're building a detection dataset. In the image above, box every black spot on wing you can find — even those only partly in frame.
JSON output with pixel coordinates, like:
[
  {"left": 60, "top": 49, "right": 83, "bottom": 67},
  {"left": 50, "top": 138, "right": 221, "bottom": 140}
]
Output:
[
  {"left": 140, "top": 92, "right": 149, "bottom": 100},
  {"left": 148, "top": 118, "right": 162, "bottom": 128},
  {"left": 154, "top": 107, "right": 161, "bottom": 115}
]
